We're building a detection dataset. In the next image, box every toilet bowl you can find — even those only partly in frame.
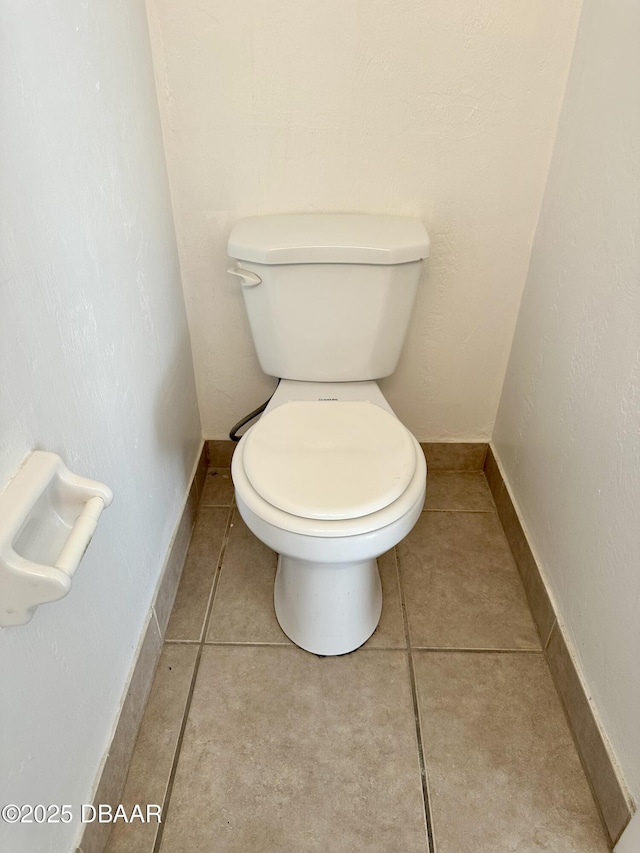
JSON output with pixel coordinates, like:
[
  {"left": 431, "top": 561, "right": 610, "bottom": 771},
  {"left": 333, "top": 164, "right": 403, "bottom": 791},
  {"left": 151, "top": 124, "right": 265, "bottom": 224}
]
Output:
[{"left": 232, "top": 380, "right": 427, "bottom": 655}]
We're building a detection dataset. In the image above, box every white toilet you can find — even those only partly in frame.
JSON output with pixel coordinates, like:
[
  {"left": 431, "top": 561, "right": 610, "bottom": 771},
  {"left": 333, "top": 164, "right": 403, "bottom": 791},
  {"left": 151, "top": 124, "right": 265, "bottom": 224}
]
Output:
[{"left": 228, "top": 214, "right": 429, "bottom": 656}]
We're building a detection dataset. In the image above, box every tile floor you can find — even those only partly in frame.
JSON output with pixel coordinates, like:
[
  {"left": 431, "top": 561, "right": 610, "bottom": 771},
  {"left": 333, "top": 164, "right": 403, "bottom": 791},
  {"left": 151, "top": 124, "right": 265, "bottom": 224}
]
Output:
[{"left": 106, "top": 467, "right": 610, "bottom": 853}]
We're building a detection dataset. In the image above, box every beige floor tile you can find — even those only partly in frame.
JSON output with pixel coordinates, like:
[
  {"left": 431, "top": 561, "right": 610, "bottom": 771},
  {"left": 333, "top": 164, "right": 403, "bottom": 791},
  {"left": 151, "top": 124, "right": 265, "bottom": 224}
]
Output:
[
  {"left": 547, "top": 623, "right": 632, "bottom": 842},
  {"left": 413, "top": 652, "right": 609, "bottom": 853},
  {"left": 364, "top": 549, "right": 406, "bottom": 648},
  {"left": 207, "top": 519, "right": 406, "bottom": 649},
  {"left": 399, "top": 512, "right": 540, "bottom": 649},
  {"left": 165, "top": 508, "right": 230, "bottom": 641},
  {"left": 207, "top": 439, "right": 236, "bottom": 467},
  {"left": 206, "top": 512, "right": 285, "bottom": 644},
  {"left": 159, "top": 647, "right": 429, "bottom": 853},
  {"left": 424, "top": 472, "right": 495, "bottom": 512},
  {"left": 420, "top": 442, "right": 487, "bottom": 471},
  {"left": 106, "top": 644, "right": 198, "bottom": 853},
  {"left": 199, "top": 467, "right": 234, "bottom": 506}
]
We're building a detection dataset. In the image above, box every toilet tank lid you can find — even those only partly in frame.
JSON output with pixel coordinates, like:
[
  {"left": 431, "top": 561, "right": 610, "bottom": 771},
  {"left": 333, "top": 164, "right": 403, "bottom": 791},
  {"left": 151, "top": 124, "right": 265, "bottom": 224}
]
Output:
[{"left": 228, "top": 214, "right": 430, "bottom": 265}]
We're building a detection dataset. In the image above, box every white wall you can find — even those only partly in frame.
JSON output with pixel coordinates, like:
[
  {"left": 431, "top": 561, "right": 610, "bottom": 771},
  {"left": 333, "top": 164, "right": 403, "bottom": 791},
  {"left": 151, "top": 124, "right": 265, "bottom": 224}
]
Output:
[
  {"left": 494, "top": 0, "right": 640, "bottom": 806},
  {"left": 0, "top": 2, "right": 201, "bottom": 851},
  {"left": 145, "top": 0, "right": 582, "bottom": 440},
  {"left": 616, "top": 812, "right": 640, "bottom": 853}
]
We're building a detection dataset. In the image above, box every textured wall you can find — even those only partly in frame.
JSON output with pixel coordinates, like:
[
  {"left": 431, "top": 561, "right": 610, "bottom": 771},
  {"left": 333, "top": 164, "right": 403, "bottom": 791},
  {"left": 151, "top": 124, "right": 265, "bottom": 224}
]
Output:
[
  {"left": 616, "top": 812, "right": 640, "bottom": 853},
  {"left": 0, "top": 2, "right": 201, "bottom": 850},
  {"left": 494, "top": 0, "right": 640, "bottom": 805},
  {"left": 145, "top": 0, "right": 582, "bottom": 440}
]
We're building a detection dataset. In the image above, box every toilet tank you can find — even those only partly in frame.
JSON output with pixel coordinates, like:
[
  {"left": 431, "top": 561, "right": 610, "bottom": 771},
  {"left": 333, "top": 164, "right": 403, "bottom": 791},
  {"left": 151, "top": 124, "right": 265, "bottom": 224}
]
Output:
[{"left": 227, "top": 214, "right": 430, "bottom": 381}]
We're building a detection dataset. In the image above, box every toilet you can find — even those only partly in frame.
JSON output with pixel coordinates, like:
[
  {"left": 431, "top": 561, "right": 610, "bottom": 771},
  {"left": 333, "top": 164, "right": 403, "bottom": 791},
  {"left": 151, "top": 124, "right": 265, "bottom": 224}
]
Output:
[{"left": 227, "top": 213, "right": 430, "bottom": 656}]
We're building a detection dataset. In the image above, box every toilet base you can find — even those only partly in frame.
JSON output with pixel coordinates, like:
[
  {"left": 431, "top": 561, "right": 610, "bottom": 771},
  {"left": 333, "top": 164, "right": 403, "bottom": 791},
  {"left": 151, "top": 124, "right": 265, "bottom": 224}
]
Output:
[{"left": 274, "top": 554, "right": 383, "bottom": 656}]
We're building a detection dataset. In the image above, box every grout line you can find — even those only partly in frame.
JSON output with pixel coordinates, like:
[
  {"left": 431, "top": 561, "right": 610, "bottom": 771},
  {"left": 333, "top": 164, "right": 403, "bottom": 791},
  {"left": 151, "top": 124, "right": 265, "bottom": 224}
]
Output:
[
  {"left": 196, "top": 506, "right": 234, "bottom": 644},
  {"left": 422, "top": 508, "right": 495, "bottom": 514},
  {"left": 201, "top": 640, "right": 409, "bottom": 649},
  {"left": 163, "top": 639, "right": 201, "bottom": 645},
  {"left": 204, "top": 640, "right": 293, "bottom": 648},
  {"left": 425, "top": 469, "right": 486, "bottom": 474},
  {"left": 395, "top": 547, "right": 436, "bottom": 853},
  {"left": 151, "top": 646, "right": 205, "bottom": 853},
  {"left": 424, "top": 468, "right": 486, "bottom": 473},
  {"left": 152, "top": 505, "right": 235, "bottom": 853},
  {"left": 198, "top": 503, "right": 234, "bottom": 509},
  {"left": 411, "top": 647, "right": 544, "bottom": 654}
]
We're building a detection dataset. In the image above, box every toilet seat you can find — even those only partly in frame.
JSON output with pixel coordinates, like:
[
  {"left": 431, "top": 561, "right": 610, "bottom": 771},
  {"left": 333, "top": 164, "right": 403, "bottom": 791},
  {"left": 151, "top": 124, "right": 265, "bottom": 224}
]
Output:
[
  {"left": 242, "top": 401, "right": 417, "bottom": 521},
  {"left": 232, "top": 406, "right": 426, "bottom": 540}
]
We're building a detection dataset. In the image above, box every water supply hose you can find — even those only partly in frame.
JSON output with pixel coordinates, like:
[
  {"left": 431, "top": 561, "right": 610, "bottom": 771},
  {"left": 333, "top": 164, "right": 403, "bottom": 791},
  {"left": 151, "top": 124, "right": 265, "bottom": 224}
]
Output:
[{"left": 229, "top": 380, "right": 280, "bottom": 441}]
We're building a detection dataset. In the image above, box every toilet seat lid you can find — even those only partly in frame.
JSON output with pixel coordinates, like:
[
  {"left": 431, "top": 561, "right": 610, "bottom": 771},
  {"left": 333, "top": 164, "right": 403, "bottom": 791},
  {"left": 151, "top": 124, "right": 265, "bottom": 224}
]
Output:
[{"left": 242, "top": 401, "right": 416, "bottom": 520}]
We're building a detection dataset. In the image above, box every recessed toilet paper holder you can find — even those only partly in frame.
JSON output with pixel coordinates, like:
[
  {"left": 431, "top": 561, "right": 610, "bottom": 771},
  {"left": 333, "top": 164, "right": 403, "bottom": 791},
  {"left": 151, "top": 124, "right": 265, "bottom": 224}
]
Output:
[{"left": 0, "top": 451, "right": 113, "bottom": 627}]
